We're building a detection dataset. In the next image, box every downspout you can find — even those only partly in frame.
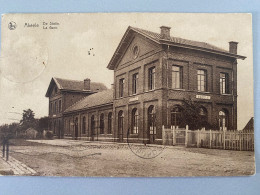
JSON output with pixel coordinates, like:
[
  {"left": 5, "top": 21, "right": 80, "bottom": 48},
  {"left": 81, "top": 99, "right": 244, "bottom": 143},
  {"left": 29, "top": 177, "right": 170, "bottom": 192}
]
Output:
[
  {"left": 166, "top": 44, "right": 170, "bottom": 127},
  {"left": 231, "top": 58, "right": 237, "bottom": 129}
]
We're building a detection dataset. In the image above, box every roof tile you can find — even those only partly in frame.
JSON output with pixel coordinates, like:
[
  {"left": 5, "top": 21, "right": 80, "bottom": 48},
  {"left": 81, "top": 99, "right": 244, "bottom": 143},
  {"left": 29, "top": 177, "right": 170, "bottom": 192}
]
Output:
[{"left": 64, "top": 89, "right": 113, "bottom": 113}]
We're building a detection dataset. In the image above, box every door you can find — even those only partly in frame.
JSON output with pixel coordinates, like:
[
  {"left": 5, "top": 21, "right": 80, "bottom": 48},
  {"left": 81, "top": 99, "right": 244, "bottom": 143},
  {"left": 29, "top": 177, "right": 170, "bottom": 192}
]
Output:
[
  {"left": 148, "top": 105, "right": 156, "bottom": 144},
  {"left": 91, "top": 115, "right": 95, "bottom": 141},
  {"left": 118, "top": 111, "right": 124, "bottom": 142},
  {"left": 219, "top": 110, "right": 228, "bottom": 130},
  {"left": 75, "top": 117, "right": 78, "bottom": 139}
]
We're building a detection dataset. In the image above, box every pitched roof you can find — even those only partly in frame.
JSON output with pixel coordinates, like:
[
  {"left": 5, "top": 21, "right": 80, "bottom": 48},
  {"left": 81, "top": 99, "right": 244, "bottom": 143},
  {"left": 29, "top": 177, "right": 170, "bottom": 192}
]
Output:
[
  {"left": 132, "top": 27, "right": 228, "bottom": 53},
  {"left": 54, "top": 77, "right": 107, "bottom": 92},
  {"left": 64, "top": 89, "right": 113, "bottom": 113},
  {"left": 45, "top": 77, "right": 107, "bottom": 97},
  {"left": 243, "top": 117, "right": 254, "bottom": 131},
  {"left": 107, "top": 26, "right": 246, "bottom": 70}
]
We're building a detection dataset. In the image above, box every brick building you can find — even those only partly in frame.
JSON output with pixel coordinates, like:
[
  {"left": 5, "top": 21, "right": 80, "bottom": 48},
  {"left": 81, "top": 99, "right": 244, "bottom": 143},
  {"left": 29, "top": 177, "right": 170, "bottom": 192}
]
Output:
[{"left": 46, "top": 26, "right": 246, "bottom": 144}]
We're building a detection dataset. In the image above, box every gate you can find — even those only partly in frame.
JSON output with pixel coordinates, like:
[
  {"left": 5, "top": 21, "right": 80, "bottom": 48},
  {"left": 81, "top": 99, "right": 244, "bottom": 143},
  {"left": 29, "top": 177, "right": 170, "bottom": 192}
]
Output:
[
  {"left": 174, "top": 128, "right": 186, "bottom": 145},
  {"left": 162, "top": 125, "right": 188, "bottom": 146}
]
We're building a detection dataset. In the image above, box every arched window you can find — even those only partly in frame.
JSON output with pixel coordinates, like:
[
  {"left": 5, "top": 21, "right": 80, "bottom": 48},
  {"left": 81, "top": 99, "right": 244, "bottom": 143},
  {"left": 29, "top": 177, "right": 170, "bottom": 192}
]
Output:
[
  {"left": 132, "top": 108, "right": 138, "bottom": 134},
  {"left": 82, "top": 116, "right": 86, "bottom": 134},
  {"left": 219, "top": 110, "right": 228, "bottom": 130},
  {"left": 91, "top": 115, "right": 95, "bottom": 136},
  {"left": 100, "top": 114, "right": 104, "bottom": 134},
  {"left": 118, "top": 111, "right": 124, "bottom": 141},
  {"left": 148, "top": 105, "right": 156, "bottom": 138},
  {"left": 108, "top": 112, "right": 112, "bottom": 134},
  {"left": 54, "top": 102, "right": 57, "bottom": 113},
  {"left": 171, "top": 106, "right": 182, "bottom": 128}
]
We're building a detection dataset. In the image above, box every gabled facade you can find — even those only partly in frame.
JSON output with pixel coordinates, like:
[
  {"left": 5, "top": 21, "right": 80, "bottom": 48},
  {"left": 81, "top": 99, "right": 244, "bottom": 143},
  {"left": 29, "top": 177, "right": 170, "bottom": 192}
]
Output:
[
  {"left": 45, "top": 77, "right": 107, "bottom": 138},
  {"left": 46, "top": 26, "right": 246, "bottom": 144}
]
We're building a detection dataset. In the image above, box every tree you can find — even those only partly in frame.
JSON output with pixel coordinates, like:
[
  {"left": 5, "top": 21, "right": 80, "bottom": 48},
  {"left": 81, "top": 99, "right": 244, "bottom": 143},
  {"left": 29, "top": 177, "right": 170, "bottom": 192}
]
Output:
[
  {"left": 20, "top": 109, "right": 38, "bottom": 131},
  {"left": 180, "top": 98, "right": 213, "bottom": 130},
  {"left": 38, "top": 116, "right": 49, "bottom": 134}
]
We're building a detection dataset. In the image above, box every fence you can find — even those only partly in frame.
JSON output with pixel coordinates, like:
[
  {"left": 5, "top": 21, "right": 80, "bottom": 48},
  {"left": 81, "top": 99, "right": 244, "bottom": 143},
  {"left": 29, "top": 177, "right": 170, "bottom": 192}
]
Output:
[{"left": 162, "top": 126, "right": 254, "bottom": 151}]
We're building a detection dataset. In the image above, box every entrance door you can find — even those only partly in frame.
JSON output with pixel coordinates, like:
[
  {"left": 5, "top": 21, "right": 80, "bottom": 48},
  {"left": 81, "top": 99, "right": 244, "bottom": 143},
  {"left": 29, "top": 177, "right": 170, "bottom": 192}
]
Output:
[
  {"left": 91, "top": 115, "right": 95, "bottom": 141},
  {"left": 75, "top": 117, "right": 78, "bottom": 139},
  {"left": 118, "top": 111, "right": 124, "bottom": 142},
  {"left": 148, "top": 105, "right": 156, "bottom": 144},
  {"left": 58, "top": 120, "right": 61, "bottom": 139},
  {"left": 219, "top": 110, "right": 228, "bottom": 130}
]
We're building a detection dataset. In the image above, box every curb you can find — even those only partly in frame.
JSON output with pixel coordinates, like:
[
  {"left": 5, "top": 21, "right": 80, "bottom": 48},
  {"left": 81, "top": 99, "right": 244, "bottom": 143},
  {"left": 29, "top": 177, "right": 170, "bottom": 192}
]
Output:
[{"left": 0, "top": 169, "right": 14, "bottom": 176}]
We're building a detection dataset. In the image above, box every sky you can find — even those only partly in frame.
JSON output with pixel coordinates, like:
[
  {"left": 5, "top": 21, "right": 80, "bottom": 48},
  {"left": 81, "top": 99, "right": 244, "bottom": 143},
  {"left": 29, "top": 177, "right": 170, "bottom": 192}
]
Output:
[{"left": 0, "top": 13, "right": 253, "bottom": 129}]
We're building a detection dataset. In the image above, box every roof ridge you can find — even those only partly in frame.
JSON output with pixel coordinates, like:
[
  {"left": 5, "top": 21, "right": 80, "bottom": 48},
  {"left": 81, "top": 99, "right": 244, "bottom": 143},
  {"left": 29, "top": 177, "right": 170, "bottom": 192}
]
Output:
[
  {"left": 130, "top": 26, "right": 228, "bottom": 53},
  {"left": 54, "top": 77, "right": 83, "bottom": 83}
]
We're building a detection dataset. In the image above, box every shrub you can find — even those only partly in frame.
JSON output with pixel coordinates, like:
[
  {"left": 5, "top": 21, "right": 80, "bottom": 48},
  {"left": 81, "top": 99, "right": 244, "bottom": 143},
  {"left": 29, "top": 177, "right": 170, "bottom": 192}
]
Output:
[{"left": 45, "top": 131, "right": 53, "bottom": 139}]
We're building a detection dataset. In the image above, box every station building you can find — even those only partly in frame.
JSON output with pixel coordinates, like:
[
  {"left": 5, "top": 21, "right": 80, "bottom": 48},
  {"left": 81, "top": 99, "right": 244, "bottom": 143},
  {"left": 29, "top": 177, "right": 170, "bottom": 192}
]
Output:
[{"left": 46, "top": 26, "right": 246, "bottom": 144}]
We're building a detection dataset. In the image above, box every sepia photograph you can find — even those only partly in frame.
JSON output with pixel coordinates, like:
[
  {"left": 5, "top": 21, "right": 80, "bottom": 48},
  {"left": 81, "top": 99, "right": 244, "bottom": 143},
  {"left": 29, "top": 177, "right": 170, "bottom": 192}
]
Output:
[{"left": 0, "top": 13, "right": 254, "bottom": 177}]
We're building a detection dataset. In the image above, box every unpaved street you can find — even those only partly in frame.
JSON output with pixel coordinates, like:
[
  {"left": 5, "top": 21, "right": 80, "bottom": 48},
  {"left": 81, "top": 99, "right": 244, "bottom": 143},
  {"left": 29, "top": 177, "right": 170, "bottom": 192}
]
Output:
[{"left": 8, "top": 139, "right": 255, "bottom": 177}]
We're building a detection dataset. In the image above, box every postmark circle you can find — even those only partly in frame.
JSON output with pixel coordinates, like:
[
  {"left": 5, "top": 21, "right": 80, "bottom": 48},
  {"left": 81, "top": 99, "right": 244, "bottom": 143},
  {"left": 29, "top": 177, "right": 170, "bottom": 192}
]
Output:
[{"left": 127, "top": 128, "right": 165, "bottom": 159}]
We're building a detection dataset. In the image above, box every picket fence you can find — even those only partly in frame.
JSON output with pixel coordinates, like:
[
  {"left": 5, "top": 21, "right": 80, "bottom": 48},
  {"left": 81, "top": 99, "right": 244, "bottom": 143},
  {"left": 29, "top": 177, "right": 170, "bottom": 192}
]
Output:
[{"left": 162, "top": 125, "right": 254, "bottom": 151}]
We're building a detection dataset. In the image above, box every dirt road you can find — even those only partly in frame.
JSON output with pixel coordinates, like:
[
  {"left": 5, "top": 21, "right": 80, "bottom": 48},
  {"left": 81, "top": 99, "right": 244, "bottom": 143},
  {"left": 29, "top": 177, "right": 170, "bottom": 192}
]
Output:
[{"left": 8, "top": 139, "right": 255, "bottom": 177}]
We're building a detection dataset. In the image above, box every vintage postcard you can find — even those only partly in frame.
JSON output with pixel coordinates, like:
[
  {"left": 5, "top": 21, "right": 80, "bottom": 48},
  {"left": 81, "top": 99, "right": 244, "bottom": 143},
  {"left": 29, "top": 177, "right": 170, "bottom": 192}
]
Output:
[{"left": 0, "top": 13, "right": 254, "bottom": 177}]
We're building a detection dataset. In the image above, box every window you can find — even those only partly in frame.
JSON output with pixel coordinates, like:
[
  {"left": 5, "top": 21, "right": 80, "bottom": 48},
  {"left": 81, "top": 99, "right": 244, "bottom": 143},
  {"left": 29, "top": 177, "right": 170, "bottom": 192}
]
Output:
[
  {"left": 148, "top": 67, "right": 156, "bottom": 90},
  {"left": 132, "top": 73, "right": 138, "bottom": 94},
  {"left": 197, "top": 70, "right": 207, "bottom": 92},
  {"left": 82, "top": 116, "right": 86, "bottom": 134},
  {"left": 50, "top": 103, "right": 53, "bottom": 114},
  {"left": 131, "top": 108, "right": 139, "bottom": 134},
  {"left": 171, "top": 107, "right": 182, "bottom": 128},
  {"left": 54, "top": 102, "right": 57, "bottom": 113},
  {"left": 108, "top": 112, "right": 112, "bottom": 134},
  {"left": 100, "top": 114, "right": 104, "bottom": 134},
  {"left": 59, "top": 100, "right": 62, "bottom": 112},
  {"left": 220, "top": 73, "right": 229, "bottom": 94},
  {"left": 172, "top": 66, "right": 182, "bottom": 89},
  {"left": 119, "top": 78, "right": 125, "bottom": 97}
]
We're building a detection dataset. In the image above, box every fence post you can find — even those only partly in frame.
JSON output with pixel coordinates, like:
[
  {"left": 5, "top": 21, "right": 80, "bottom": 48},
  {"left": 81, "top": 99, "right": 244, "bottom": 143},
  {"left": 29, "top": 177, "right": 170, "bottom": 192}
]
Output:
[
  {"left": 172, "top": 126, "right": 176, "bottom": 146},
  {"left": 185, "top": 125, "right": 188, "bottom": 147},
  {"left": 162, "top": 125, "right": 165, "bottom": 145},
  {"left": 197, "top": 129, "right": 200, "bottom": 148},
  {"left": 223, "top": 130, "right": 225, "bottom": 150},
  {"left": 247, "top": 130, "right": 249, "bottom": 151},
  {"left": 209, "top": 129, "right": 212, "bottom": 149},
  {"left": 239, "top": 131, "right": 242, "bottom": 151}
]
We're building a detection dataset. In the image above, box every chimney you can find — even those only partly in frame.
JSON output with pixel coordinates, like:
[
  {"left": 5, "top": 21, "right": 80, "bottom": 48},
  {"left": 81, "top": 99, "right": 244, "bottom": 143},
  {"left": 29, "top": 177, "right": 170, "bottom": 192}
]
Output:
[
  {"left": 84, "top": 78, "right": 91, "bottom": 90},
  {"left": 160, "top": 26, "right": 171, "bottom": 40},
  {"left": 229, "top": 41, "right": 238, "bottom": 54}
]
